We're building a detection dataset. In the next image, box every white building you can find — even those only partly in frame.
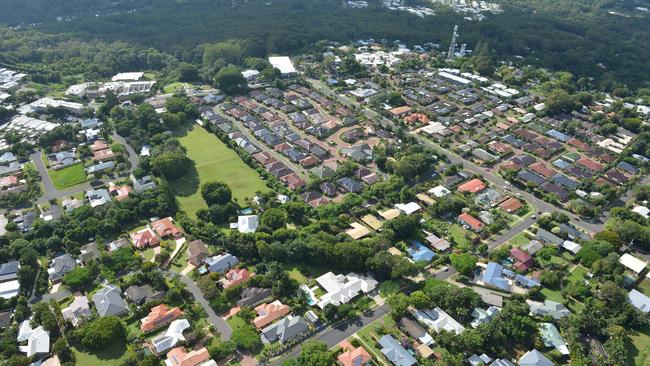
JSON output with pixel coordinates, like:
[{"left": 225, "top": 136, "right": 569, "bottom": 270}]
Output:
[
  {"left": 394, "top": 202, "right": 422, "bottom": 216},
  {"left": 151, "top": 318, "right": 190, "bottom": 354},
  {"left": 17, "top": 320, "right": 50, "bottom": 357},
  {"left": 414, "top": 307, "right": 465, "bottom": 335},
  {"left": 230, "top": 215, "right": 259, "bottom": 233},
  {"left": 112, "top": 72, "right": 144, "bottom": 82},
  {"left": 315, "top": 272, "right": 377, "bottom": 309},
  {"left": 619, "top": 253, "right": 648, "bottom": 275},
  {"left": 268, "top": 57, "right": 297, "bottom": 75}
]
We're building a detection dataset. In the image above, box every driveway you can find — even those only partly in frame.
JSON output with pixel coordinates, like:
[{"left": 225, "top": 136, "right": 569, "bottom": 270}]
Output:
[
  {"left": 111, "top": 132, "right": 140, "bottom": 172},
  {"left": 269, "top": 304, "right": 390, "bottom": 366},
  {"left": 489, "top": 216, "right": 536, "bottom": 250}
]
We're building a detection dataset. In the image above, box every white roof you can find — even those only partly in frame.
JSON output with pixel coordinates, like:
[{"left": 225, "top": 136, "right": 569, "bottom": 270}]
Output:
[
  {"left": 241, "top": 69, "right": 260, "bottom": 79},
  {"left": 415, "top": 307, "right": 465, "bottom": 335},
  {"left": 620, "top": 253, "right": 648, "bottom": 274},
  {"left": 629, "top": 289, "right": 650, "bottom": 313},
  {"left": 560, "top": 240, "right": 582, "bottom": 255},
  {"left": 237, "top": 215, "right": 259, "bottom": 233},
  {"left": 19, "top": 325, "right": 49, "bottom": 357},
  {"left": 151, "top": 318, "right": 190, "bottom": 353},
  {"left": 0, "top": 279, "right": 19, "bottom": 299},
  {"left": 112, "top": 72, "right": 144, "bottom": 81},
  {"left": 315, "top": 272, "right": 377, "bottom": 309},
  {"left": 17, "top": 320, "right": 33, "bottom": 342},
  {"left": 428, "top": 185, "right": 451, "bottom": 198},
  {"left": 632, "top": 205, "right": 650, "bottom": 219},
  {"left": 394, "top": 202, "right": 422, "bottom": 215},
  {"left": 268, "top": 56, "right": 296, "bottom": 74},
  {"left": 420, "top": 122, "right": 447, "bottom": 135}
]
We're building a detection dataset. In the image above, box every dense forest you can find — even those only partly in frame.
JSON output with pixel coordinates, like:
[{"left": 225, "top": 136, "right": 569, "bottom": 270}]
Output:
[{"left": 0, "top": 0, "right": 648, "bottom": 91}]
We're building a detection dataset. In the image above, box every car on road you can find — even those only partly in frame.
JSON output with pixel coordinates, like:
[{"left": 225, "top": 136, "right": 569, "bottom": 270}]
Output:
[{"left": 531, "top": 215, "right": 537, "bottom": 219}]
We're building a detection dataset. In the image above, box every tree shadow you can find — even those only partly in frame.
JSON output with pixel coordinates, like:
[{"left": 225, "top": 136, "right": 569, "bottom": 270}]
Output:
[
  {"left": 73, "top": 340, "right": 127, "bottom": 361},
  {"left": 169, "top": 163, "right": 200, "bottom": 198}
]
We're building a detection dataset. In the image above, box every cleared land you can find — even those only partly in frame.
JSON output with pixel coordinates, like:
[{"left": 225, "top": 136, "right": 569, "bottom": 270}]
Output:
[
  {"left": 172, "top": 126, "right": 267, "bottom": 217},
  {"left": 48, "top": 164, "right": 86, "bottom": 189}
]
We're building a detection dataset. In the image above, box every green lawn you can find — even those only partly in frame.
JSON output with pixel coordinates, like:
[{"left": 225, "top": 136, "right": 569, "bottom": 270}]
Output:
[
  {"left": 357, "top": 314, "right": 395, "bottom": 363},
  {"left": 170, "top": 243, "right": 189, "bottom": 272},
  {"left": 72, "top": 342, "right": 128, "bottom": 366},
  {"left": 164, "top": 82, "right": 185, "bottom": 93},
  {"left": 540, "top": 287, "right": 565, "bottom": 303},
  {"left": 141, "top": 248, "right": 155, "bottom": 262},
  {"left": 226, "top": 315, "right": 248, "bottom": 330},
  {"left": 448, "top": 224, "right": 473, "bottom": 249},
  {"left": 508, "top": 231, "right": 531, "bottom": 247},
  {"left": 567, "top": 266, "right": 588, "bottom": 285},
  {"left": 627, "top": 325, "right": 650, "bottom": 366},
  {"left": 172, "top": 126, "right": 267, "bottom": 217},
  {"left": 48, "top": 164, "right": 87, "bottom": 189},
  {"left": 638, "top": 280, "right": 650, "bottom": 297}
]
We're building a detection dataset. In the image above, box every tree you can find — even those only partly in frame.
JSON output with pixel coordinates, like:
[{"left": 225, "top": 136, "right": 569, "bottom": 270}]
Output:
[
  {"left": 214, "top": 65, "right": 246, "bottom": 95},
  {"left": 201, "top": 181, "right": 232, "bottom": 205},
  {"left": 76, "top": 316, "right": 126, "bottom": 349},
  {"left": 387, "top": 293, "right": 410, "bottom": 320},
  {"left": 297, "top": 342, "right": 333, "bottom": 366},
  {"left": 231, "top": 324, "right": 262, "bottom": 351},
  {"left": 410, "top": 290, "right": 431, "bottom": 309},
  {"left": 150, "top": 151, "right": 192, "bottom": 180},
  {"left": 450, "top": 253, "right": 477, "bottom": 276},
  {"left": 63, "top": 266, "right": 93, "bottom": 291},
  {"left": 261, "top": 208, "right": 287, "bottom": 230},
  {"left": 178, "top": 63, "right": 200, "bottom": 82}
]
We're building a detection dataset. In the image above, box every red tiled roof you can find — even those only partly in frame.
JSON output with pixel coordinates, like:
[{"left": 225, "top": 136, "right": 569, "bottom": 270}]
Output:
[{"left": 457, "top": 179, "right": 486, "bottom": 193}]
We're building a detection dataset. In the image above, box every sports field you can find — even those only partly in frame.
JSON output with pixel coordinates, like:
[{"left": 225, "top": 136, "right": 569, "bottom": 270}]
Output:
[{"left": 172, "top": 126, "right": 267, "bottom": 216}]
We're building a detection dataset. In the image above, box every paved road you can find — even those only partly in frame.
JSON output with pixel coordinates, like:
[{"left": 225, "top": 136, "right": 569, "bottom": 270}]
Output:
[
  {"left": 308, "top": 79, "right": 604, "bottom": 235},
  {"left": 489, "top": 216, "right": 536, "bottom": 249},
  {"left": 268, "top": 304, "right": 390, "bottom": 366},
  {"left": 32, "top": 134, "right": 141, "bottom": 204},
  {"left": 174, "top": 272, "right": 233, "bottom": 340}
]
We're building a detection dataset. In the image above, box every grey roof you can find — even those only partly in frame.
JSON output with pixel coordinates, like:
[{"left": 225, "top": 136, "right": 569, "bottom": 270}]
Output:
[
  {"left": 92, "top": 285, "right": 128, "bottom": 317},
  {"left": 518, "top": 349, "right": 554, "bottom": 366},
  {"left": 86, "top": 161, "right": 115, "bottom": 173},
  {"left": 125, "top": 284, "right": 164, "bottom": 305},
  {"left": 0, "top": 260, "right": 19, "bottom": 280},
  {"left": 558, "top": 223, "right": 590, "bottom": 240},
  {"left": 629, "top": 289, "right": 650, "bottom": 314},
  {"left": 551, "top": 174, "right": 579, "bottom": 189},
  {"left": 379, "top": 334, "right": 417, "bottom": 366},
  {"left": 617, "top": 161, "right": 639, "bottom": 175},
  {"left": 205, "top": 253, "right": 239, "bottom": 273},
  {"left": 337, "top": 177, "right": 363, "bottom": 193},
  {"left": 79, "top": 242, "right": 100, "bottom": 264},
  {"left": 261, "top": 315, "right": 309, "bottom": 343},
  {"left": 518, "top": 170, "right": 545, "bottom": 185},
  {"left": 49, "top": 254, "right": 76, "bottom": 282},
  {"left": 530, "top": 300, "right": 571, "bottom": 319},
  {"left": 536, "top": 228, "right": 564, "bottom": 245},
  {"left": 237, "top": 287, "right": 272, "bottom": 308}
]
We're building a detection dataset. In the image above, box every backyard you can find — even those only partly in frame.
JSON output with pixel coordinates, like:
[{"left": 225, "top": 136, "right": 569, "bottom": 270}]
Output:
[
  {"left": 627, "top": 325, "right": 650, "bottom": 366},
  {"left": 48, "top": 163, "right": 86, "bottom": 189},
  {"left": 72, "top": 342, "right": 128, "bottom": 366},
  {"left": 171, "top": 126, "right": 268, "bottom": 217}
]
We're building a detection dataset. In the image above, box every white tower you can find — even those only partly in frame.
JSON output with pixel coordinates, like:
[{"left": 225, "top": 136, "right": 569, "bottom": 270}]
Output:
[{"left": 446, "top": 25, "right": 458, "bottom": 61}]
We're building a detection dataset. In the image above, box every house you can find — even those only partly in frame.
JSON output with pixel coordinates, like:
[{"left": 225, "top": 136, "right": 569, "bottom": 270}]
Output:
[
  {"left": 17, "top": 322, "right": 49, "bottom": 357},
  {"left": 125, "top": 284, "right": 164, "bottom": 306},
  {"left": 93, "top": 285, "right": 128, "bottom": 317},
  {"left": 253, "top": 300, "right": 291, "bottom": 329},
  {"left": 315, "top": 272, "right": 377, "bottom": 309},
  {"left": 482, "top": 262, "right": 511, "bottom": 291},
  {"left": 399, "top": 317, "right": 434, "bottom": 345},
  {"left": 141, "top": 304, "right": 183, "bottom": 333},
  {"left": 219, "top": 268, "right": 252, "bottom": 289},
  {"left": 260, "top": 315, "right": 309, "bottom": 344},
  {"left": 337, "top": 340, "right": 372, "bottom": 366},
  {"left": 337, "top": 177, "right": 363, "bottom": 193},
  {"left": 48, "top": 254, "right": 76, "bottom": 283},
  {"left": 378, "top": 334, "right": 417, "bottom": 366},
  {"left": 457, "top": 178, "right": 486, "bottom": 193},
  {"left": 510, "top": 247, "right": 534, "bottom": 272},
  {"left": 233, "top": 215, "right": 259, "bottom": 233},
  {"left": 130, "top": 227, "right": 160, "bottom": 249},
  {"left": 79, "top": 242, "right": 100, "bottom": 264},
  {"left": 379, "top": 208, "right": 402, "bottom": 221},
  {"left": 428, "top": 185, "right": 451, "bottom": 198},
  {"left": 0, "top": 310, "right": 12, "bottom": 329},
  {"left": 108, "top": 182, "right": 132, "bottom": 201},
  {"left": 62, "top": 198, "right": 83, "bottom": 213},
  {"left": 628, "top": 289, "right": 650, "bottom": 314},
  {"left": 132, "top": 175, "right": 157, "bottom": 192},
  {"left": 414, "top": 307, "right": 465, "bottom": 335},
  {"left": 86, "top": 188, "right": 111, "bottom": 207},
  {"left": 237, "top": 287, "right": 273, "bottom": 308},
  {"left": 529, "top": 300, "right": 571, "bottom": 320},
  {"left": 165, "top": 346, "right": 215, "bottom": 366},
  {"left": 536, "top": 228, "right": 564, "bottom": 246},
  {"left": 346, "top": 222, "right": 371, "bottom": 240},
  {"left": 469, "top": 354, "right": 494, "bottom": 366},
  {"left": 151, "top": 217, "right": 182, "bottom": 239},
  {"left": 619, "top": 253, "right": 648, "bottom": 275},
  {"left": 499, "top": 197, "right": 523, "bottom": 213},
  {"left": 0, "top": 260, "right": 19, "bottom": 282},
  {"left": 458, "top": 212, "right": 484, "bottom": 232},
  {"left": 0, "top": 278, "right": 19, "bottom": 299},
  {"left": 470, "top": 306, "right": 500, "bottom": 328},
  {"left": 407, "top": 241, "right": 436, "bottom": 262},
  {"left": 524, "top": 240, "right": 544, "bottom": 256},
  {"left": 61, "top": 295, "right": 92, "bottom": 327},
  {"left": 151, "top": 319, "right": 190, "bottom": 354},
  {"left": 424, "top": 232, "right": 451, "bottom": 252},
  {"left": 86, "top": 161, "right": 115, "bottom": 174},
  {"left": 395, "top": 202, "right": 422, "bottom": 216},
  {"left": 518, "top": 349, "right": 554, "bottom": 366},
  {"left": 204, "top": 253, "right": 239, "bottom": 273},
  {"left": 361, "top": 214, "right": 383, "bottom": 231},
  {"left": 539, "top": 323, "right": 569, "bottom": 355},
  {"left": 187, "top": 240, "right": 209, "bottom": 266}
]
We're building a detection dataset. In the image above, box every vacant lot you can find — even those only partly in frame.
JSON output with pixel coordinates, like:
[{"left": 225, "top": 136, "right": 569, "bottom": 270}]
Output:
[
  {"left": 48, "top": 164, "right": 86, "bottom": 189},
  {"left": 172, "top": 126, "right": 267, "bottom": 216}
]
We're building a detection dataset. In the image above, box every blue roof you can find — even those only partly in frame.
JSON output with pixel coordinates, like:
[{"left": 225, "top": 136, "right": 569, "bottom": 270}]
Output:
[
  {"left": 546, "top": 129, "right": 570, "bottom": 142},
  {"left": 379, "top": 335, "right": 417, "bottom": 366},
  {"left": 407, "top": 241, "right": 436, "bottom": 262},
  {"left": 483, "top": 262, "right": 510, "bottom": 291},
  {"left": 552, "top": 159, "right": 571, "bottom": 170},
  {"left": 515, "top": 274, "right": 540, "bottom": 288}
]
